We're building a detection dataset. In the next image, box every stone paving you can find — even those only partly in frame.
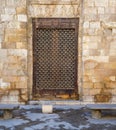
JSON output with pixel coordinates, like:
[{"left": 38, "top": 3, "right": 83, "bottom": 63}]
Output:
[{"left": 0, "top": 105, "right": 116, "bottom": 130}]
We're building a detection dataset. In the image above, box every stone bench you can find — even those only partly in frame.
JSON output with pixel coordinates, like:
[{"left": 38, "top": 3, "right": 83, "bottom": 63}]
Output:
[
  {"left": 0, "top": 104, "right": 19, "bottom": 119},
  {"left": 86, "top": 104, "right": 116, "bottom": 119}
]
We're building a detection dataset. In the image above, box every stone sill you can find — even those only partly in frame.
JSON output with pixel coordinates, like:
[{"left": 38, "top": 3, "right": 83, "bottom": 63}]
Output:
[
  {"left": 28, "top": 100, "right": 116, "bottom": 105},
  {"left": 29, "top": 0, "right": 80, "bottom": 5}
]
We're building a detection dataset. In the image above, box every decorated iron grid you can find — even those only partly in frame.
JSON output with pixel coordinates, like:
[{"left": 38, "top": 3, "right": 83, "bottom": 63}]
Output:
[
  {"left": 34, "top": 28, "right": 76, "bottom": 90},
  {"left": 33, "top": 18, "right": 78, "bottom": 95}
]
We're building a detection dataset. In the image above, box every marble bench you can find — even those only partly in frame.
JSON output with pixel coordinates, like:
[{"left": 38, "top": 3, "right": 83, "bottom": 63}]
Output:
[
  {"left": 0, "top": 104, "right": 19, "bottom": 119},
  {"left": 86, "top": 104, "right": 116, "bottom": 119}
]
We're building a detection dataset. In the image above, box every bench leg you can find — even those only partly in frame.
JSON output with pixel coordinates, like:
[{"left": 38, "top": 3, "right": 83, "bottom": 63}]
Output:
[
  {"left": 3, "top": 110, "right": 13, "bottom": 119},
  {"left": 92, "top": 110, "right": 101, "bottom": 119}
]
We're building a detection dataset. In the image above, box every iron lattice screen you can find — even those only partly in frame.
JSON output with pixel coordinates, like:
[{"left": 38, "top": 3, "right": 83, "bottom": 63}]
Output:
[{"left": 33, "top": 28, "right": 77, "bottom": 90}]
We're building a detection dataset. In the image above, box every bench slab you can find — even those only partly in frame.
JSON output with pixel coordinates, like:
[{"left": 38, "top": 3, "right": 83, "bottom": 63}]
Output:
[
  {"left": 86, "top": 104, "right": 116, "bottom": 119},
  {"left": 0, "top": 104, "right": 19, "bottom": 119},
  {"left": 0, "top": 104, "right": 19, "bottom": 110},
  {"left": 86, "top": 104, "right": 116, "bottom": 110}
]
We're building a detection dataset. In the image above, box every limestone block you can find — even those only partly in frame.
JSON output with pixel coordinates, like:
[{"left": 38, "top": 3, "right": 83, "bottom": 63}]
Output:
[
  {"left": 29, "top": 5, "right": 80, "bottom": 17},
  {"left": 95, "top": 0, "right": 108, "bottom": 7},
  {"left": 109, "top": 56, "right": 116, "bottom": 62},
  {"left": 17, "top": 15, "right": 27, "bottom": 22},
  {"left": 102, "top": 22, "right": 116, "bottom": 29},
  {"left": 1, "top": 95, "right": 19, "bottom": 102},
  {"left": 83, "top": 96, "right": 94, "bottom": 102},
  {"left": 7, "top": 21, "right": 20, "bottom": 29},
  {"left": 2, "top": 69, "right": 24, "bottom": 76},
  {"left": 0, "top": 78, "right": 10, "bottom": 89},
  {"left": 91, "top": 76, "right": 103, "bottom": 82},
  {"left": 30, "top": 0, "right": 79, "bottom": 5},
  {"left": 109, "top": 49, "right": 116, "bottom": 56},
  {"left": 112, "top": 29, "right": 116, "bottom": 34},
  {"left": 5, "top": 29, "right": 26, "bottom": 35},
  {"left": 103, "top": 28, "right": 112, "bottom": 37},
  {"left": 109, "top": 0, "right": 116, "bottom": 7},
  {"left": 0, "top": 36, "right": 3, "bottom": 43},
  {"left": 106, "top": 82, "right": 116, "bottom": 89},
  {"left": 20, "top": 94, "right": 28, "bottom": 102},
  {"left": 90, "top": 89, "right": 101, "bottom": 95},
  {"left": 83, "top": 36, "right": 101, "bottom": 43},
  {"left": 89, "top": 49, "right": 100, "bottom": 56},
  {"left": 85, "top": 28, "right": 101, "bottom": 36},
  {"left": 109, "top": 76, "right": 115, "bottom": 81},
  {"left": 7, "top": 49, "right": 27, "bottom": 57},
  {"left": 83, "top": 82, "right": 93, "bottom": 89},
  {"left": 94, "top": 83, "right": 104, "bottom": 89},
  {"left": 84, "top": 8, "right": 97, "bottom": 15},
  {"left": 6, "top": 0, "right": 15, "bottom": 6},
  {"left": 21, "top": 88, "right": 27, "bottom": 94},
  {"left": 94, "top": 92, "right": 112, "bottom": 102},
  {"left": 9, "top": 90, "right": 20, "bottom": 96},
  {"left": 5, "top": 8, "right": 16, "bottom": 14},
  {"left": 84, "top": 14, "right": 99, "bottom": 21},
  {"left": 83, "top": 89, "right": 90, "bottom": 96},
  {"left": 5, "top": 35, "right": 22, "bottom": 43},
  {"left": 90, "top": 22, "right": 100, "bottom": 29},
  {"left": 85, "top": 0, "right": 94, "bottom": 7},
  {"left": 83, "top": 44, "right": 89, "bottom": 50},
  {"left": 5, "top": 42, "right": 16, "bottom": 49},
  {"left": 88, "top": 42, "right": 98, "bottom": 49},
  {"left": 111, "top": 97, "right": 116, "bottom": 102},
  {"left": 6, "top": 0, "right": 26, "bottom": 6},
  {"left": 42, "top": 105, "right": 53, "bottom": 113},
  {"left": 84, "top": 60, "right": 98, "bottom": 69},
  {"left": 16, "top": 81, "right": 27, "bottom": 89},
  {"left": 1, "top": 15, "right": 13, "bottom": 21},
  {"left": 16, "top": 42, "right": 26, "bottom": 49},
  {"left": 0, "top": 0, "right": 5, "bottom": 7},
  {"left": 84, "top": 56, "right": 109, "bottom": 63},
  {"left": 20, "top": 76, "right": 27, "bottom": 82},
  {"left": 16, "top": 7, "right": 26, "bottom": 14},
  {"left": 83, "top": 22, "right": 89, "bottom": 28},
  {"left": 100, "top": 15, "right": 116, "bottom": 22},
  {"left": 98, "top": 7, "right": 104, "bottom": 14},
  {"left": 0, "top": 49, "right": 7, "bottom": 61},
  {"left": 19, "top": 43, "right": 26, "bottom": 50},
  {"left": 16, "top": 0, "right": 26, "bottom": 6},
  {"left": 0, "top": 28, "right": 4, "bottom": 35},
  {"left": 83, "top": 50, "right": 89, "bottom": 56},
  {"left": 7, "top": 55, "right": 18, "bottom": 62},
  {"left": 104, "top": 61, "right": 116, "bottom": 70},
  {"left": 19, "top": 22, "right": 27, "bottom": 29},
  {"left": 110, "top": 41, "right": 116, "bottom": 49},
  {"left": 105, "top": 8, "right": 116, "bottom": 14},
  {"left": 83, "top": 75, "right": 90, "bottom": 82},
  {"left": 3, "top": 76, "right": 19, "bottom": 82}
]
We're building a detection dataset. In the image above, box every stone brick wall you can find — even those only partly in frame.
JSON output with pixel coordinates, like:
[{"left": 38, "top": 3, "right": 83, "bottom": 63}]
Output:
[
  {"left": 27, "top": 0, "right": 82, "bottom": 100},
  {"left": 83, "top": 0, "right": 116, "bottom": 103},
  {"left": 0, "top": 0, "right": 116, "bottom": 104},
  {"left": 0, "top": 0, "right": 27, "bottom": 104}
]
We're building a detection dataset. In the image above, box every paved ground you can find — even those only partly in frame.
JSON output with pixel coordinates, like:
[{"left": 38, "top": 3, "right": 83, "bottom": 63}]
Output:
[{"left": 0, "top": 105, "right": 116, "bottom": 130}]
